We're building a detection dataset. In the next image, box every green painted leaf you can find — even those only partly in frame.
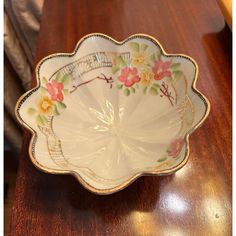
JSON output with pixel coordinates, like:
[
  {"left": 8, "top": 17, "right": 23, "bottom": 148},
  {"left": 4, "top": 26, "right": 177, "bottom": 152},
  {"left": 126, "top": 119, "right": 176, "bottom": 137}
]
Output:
[
  {"left": 112, "top": 66, "right": 120, "bottom": 74},
  {"left": 129, "top": 42, "right": 140, "bottom": 52},
  {"left": 42, "top": 77, "right": 48, "bottom": 84},
  {"left": 117, "top": 84, "right": 123, "bottom": 89},
  {"left": 124, "top": 88, "right": 130, "bottom": 96},
  {"left": 56, "top": 101, "right": 67, "bottom": 109},
  {"left": 27, "top": 108, "right": 36, "bottom": 115},
  {"left": 116, "top": 56, "right": 126, "bottom": 67},
  {"left": 63, "top": 89, "right": 69, "bottom": 95},
  {"left": 135, "top": 84, "right": 139, "bottom": 89},
  {"left": 167, "top": 147, "right": 171, "bottom": 154},
  {"left": 158, "top": 156, "right": 167, "bottom": 162},
  {"left": 171, "top": 62, "right": 181, "bottom": 70},
  {"left": 156, "top": 51, "right": 161, "bottom": 60},
  {"left": 61, "top": 74, "right": 70, "bottom": 85},
  {"left": 40, "top": 86, "right": 48, "bottom": 94},
  {"left": 42, "top": 115, "right": 48, "bottom": 123},
  {"left": 149, "top": 87, "right": 158, "bottom": 96},
  {"left": 166, "top": 77, "right": 173, "bottom": 83},
  {"left": 140, "top": 44, "right": 148, "bottom": 51},
  {"left": 55, "top": 71, "right": 61, "bottom": 82},
  {"left": 54, "top": 105, "right": 60, "bottom": 116},
  {"left": 150, "top": 53, "right": 156, "bottom": 62},
  {"left": 143, "top": 86, "right": 148, "bottom": 94},
  {"left": 131, "top": 87, "right": 136, "bottom": 93},
  {"left": 173, "top": 70, "right": 184, "bottom": 81},
  {"left": 36, "top": 115, "right": 45, "bottom": 126},
  {"left": 152, "top": 83, "right": 161, "bottom": 89}
]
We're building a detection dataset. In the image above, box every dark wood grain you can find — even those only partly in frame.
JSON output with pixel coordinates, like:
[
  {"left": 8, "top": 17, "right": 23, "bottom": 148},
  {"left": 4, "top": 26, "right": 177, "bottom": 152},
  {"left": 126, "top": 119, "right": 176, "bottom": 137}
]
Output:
[{"left": 10, "top": 0, "right": 232, "bottom": 235}]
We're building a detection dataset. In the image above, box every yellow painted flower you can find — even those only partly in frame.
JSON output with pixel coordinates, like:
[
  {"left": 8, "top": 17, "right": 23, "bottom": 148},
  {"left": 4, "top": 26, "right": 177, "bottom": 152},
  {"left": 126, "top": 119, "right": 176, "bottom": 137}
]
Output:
[
  {"left": 132, "top": 52, "right": 147, "bottom": 67},
  {"left": 140, "top": 70, "right": 154, "bottom": 86},
  {"left": 38, "top": 96, "right": 54, "bottom": 115}
]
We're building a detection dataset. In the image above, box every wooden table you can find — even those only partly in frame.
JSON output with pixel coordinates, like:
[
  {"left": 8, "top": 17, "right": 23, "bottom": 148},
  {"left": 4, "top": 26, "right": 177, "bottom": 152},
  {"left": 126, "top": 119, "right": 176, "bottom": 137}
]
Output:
[{"left": 10, "top": 0, "right": 232, "bottom": 235}]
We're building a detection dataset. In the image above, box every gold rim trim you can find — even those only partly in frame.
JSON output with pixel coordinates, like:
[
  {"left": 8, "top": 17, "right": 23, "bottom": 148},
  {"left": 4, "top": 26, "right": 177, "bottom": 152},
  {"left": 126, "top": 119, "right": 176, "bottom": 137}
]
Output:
[{"left": 15, "top": 33, "right": 211, "bottom": 195}]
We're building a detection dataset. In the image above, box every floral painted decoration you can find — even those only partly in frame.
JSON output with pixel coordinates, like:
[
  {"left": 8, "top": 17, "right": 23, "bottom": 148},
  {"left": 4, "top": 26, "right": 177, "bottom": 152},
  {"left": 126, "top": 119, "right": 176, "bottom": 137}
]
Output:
[
  {"left": 157, "top": 138, "right": 184, "bottom": 162},
  {"left": 152, "top": 60, "right": 172, "bottom": 80},
  {"left": 118, "top": 67, "right": 140, "bottom": 87},
  {"left": 46, "top": 79, "right": 64, "bottom": 101},
  {"left": 112, "top": 42, "right": 184, "bottom": 101},
  {"left": 27, "top": 72, "right": 71, "bottom": 126},
  {"left": 167, "top": 138, "right": 184, "bottom": 158}
]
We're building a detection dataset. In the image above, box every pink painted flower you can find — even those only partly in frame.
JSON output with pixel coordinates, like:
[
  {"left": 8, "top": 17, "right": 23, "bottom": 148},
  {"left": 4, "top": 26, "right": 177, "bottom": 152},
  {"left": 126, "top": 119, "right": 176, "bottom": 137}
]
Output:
[
  {"left": 152, "top": 60, "right": 172, "bottom": 80},
  {"left": 46, "top": 79, "right": 64, "bottom": 101},
  {"left": 167, "top": 138, "right": 184, "bottom": 158},
  {"left": 118, "top": 67, "right": 141, "bottom": 87}
]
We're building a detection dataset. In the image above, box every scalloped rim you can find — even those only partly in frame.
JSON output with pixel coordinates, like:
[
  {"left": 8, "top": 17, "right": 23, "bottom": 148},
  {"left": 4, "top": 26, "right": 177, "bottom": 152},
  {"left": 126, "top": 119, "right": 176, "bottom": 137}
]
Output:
[{"left": 15, "top": 33, "right": 211, "bottom": 195}]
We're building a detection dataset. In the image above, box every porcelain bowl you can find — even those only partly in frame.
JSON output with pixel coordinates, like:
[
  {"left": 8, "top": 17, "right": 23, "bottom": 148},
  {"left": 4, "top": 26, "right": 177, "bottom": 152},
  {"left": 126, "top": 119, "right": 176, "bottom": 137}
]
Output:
[{"left": 15, "top": 33, "right": 210, "bottom": 194}]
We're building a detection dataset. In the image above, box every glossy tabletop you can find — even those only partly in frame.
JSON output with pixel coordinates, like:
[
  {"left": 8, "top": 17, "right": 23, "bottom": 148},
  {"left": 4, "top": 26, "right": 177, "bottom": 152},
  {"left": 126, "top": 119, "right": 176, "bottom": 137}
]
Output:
[{"left": 10, "top": 0, "right": 232, "bottom": 235}]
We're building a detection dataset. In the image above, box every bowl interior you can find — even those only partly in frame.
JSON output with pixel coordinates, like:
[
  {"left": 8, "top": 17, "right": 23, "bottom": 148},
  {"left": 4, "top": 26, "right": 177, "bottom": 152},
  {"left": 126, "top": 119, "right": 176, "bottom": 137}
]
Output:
[{"left": 17, "top": 34, "right": 208, "bottom": 192}]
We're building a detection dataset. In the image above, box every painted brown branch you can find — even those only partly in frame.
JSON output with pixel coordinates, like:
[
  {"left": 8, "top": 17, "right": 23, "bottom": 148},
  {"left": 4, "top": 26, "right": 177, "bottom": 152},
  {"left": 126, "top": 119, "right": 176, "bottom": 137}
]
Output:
[
  {"left": 160, "top": 81, "right": 174, "bottom": 106},
  {"left": 70, "top": 74, "right": 113, "bottom": 93}
]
